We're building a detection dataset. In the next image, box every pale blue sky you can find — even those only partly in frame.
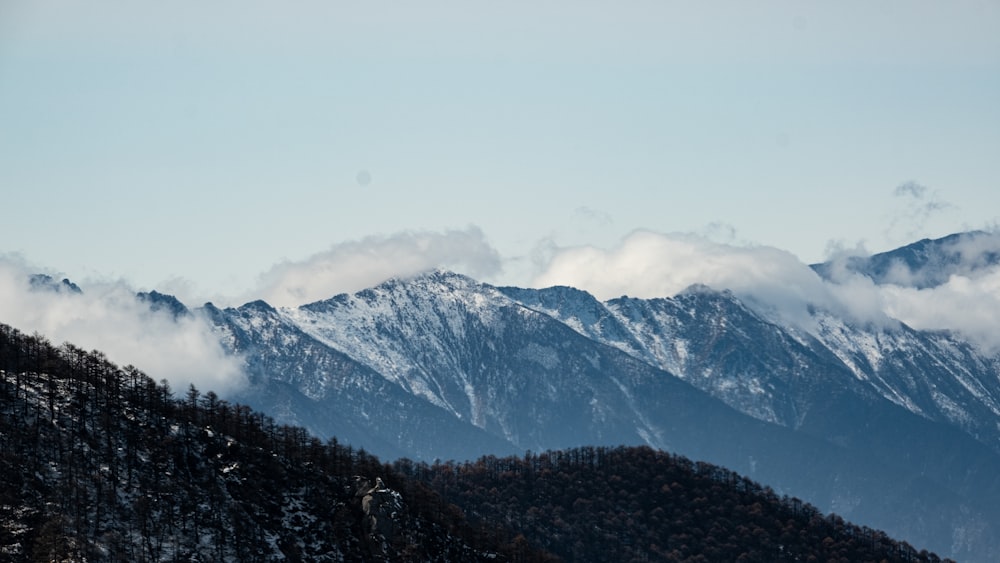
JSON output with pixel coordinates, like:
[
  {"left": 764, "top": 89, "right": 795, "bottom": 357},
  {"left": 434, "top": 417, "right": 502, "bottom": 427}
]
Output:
[{"left": 2, "top": 1, "right": 999, "bottom": 303}]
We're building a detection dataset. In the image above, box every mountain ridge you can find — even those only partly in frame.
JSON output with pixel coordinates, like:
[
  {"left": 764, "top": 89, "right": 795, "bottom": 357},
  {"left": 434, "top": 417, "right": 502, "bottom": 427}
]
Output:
[{"left": 811, "top": 230, "right": 1000, "bottom": 288}]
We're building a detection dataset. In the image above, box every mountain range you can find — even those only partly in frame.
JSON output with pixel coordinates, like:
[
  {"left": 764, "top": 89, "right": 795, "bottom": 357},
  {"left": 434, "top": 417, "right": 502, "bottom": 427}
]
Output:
[
  {"left": 19, "top": 230, "right": 1000, "bottom": 561},
  {"left": 182, "top": 231, "right": 999, "bottom": 561}
]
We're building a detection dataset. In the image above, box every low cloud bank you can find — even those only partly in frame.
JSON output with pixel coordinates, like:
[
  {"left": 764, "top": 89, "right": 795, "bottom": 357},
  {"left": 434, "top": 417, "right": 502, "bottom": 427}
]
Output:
[
  {"left": 253, "top": 226, "right": 502, "bottom": 307},
  {"left": 6, "top": 226, "right": 1000, "bottom": 389},
  {"left": 531, "top": 230, "right": 1000, "bottom": 352},
  {"left": 531, "top": 230, "right": 862, "bottom": 329},
  {"left": 0, "top": 257, "right": 246, "bottom": 396},
  {"left": 822, "top": 231, "right": 1000, "bottom": 351},
  {"left": 533, "top": 230, "right": 820, "bottom": 302},
  {"left": 880, "top": 230, "right": 1000, "bottom": 353},
  {"left": 879, "top": 268, "right": 1000, "bottom": 352}
]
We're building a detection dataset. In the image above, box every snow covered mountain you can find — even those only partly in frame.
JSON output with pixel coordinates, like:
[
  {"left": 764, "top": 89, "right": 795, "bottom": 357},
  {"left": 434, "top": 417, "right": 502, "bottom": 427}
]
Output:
[
  {"left": 500, "top": 279, "right": 1000, "bottom": 458},
  {"left": 201, "top": 297, "right": 517, "bottom": 462},
  {"left": 210, "top": 273, "right": 813, "bottom": 463},
  {"left": 193, "top": 231, "right": 1000, "bottom": 561}
]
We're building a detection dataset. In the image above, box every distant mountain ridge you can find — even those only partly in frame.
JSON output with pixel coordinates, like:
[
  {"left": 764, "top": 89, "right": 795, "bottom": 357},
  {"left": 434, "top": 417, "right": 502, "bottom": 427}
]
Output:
[{"left": 811, "top": 230, "right": 1000, "bottom": 287}]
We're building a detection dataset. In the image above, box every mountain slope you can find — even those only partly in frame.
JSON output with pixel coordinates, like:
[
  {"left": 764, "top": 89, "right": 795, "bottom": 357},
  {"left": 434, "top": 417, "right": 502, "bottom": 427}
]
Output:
[
  {"left": 500, "top": 284, "right": 869, "bottom": 429},
  {"left": 809, "top": 312, "right": 1000, "bottom": 449},
  {"left": 500, "top": 278, "right": 1000, "bottom": 460},
  {"left": 203, "top": 299, "right": 518, "bottom": 462}
]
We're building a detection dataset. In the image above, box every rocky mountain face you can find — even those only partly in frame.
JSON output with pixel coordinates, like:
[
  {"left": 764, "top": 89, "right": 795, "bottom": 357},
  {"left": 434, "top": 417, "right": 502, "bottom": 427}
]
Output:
[
  {"left": 201, "top": 297, "right": 519, "bottom": 463},
  {"left": 500, "top": 279, "right": 1000, "bottom": 459}
]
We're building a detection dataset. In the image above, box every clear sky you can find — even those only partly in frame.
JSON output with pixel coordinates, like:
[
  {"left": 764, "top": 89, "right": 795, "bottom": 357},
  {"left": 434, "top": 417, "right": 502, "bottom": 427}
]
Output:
[{"left": 2, "top": 0, "right": 999, "bottom": 306}]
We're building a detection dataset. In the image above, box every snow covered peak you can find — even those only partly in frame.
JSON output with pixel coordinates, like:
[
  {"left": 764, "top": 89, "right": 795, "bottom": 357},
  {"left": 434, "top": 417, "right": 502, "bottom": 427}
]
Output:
[{"left": 300, "top": 269, "right": 492, "bottom": 312}]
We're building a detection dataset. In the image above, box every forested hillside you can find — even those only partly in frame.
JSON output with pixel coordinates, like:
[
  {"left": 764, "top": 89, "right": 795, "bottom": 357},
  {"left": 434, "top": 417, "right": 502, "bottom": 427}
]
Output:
[
  {"left": 0, "top": 322, "right": 949, "bottom": 561},
  {"left": 407, "top": 447, "right": 951, "bottom": 563},
  {"left": 0, "top": 323, "right": 542, "bottom": 562}
]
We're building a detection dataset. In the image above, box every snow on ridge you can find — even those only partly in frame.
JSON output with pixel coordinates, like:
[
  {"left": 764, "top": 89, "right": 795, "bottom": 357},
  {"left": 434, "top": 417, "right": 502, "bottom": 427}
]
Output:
[
  {"left": 811, "top": 312, "right": 932, "bottom": 415},
  {"left": 231, "top": 268, "right": 1000, "bottom": 462},
  {"left": 813, "top": 312, "right": 884, "bottom": 376},
  {"left": 282, "top": 270, "right": 518, "bottom": 419},
  {"left": 284, "top": 303, "right": 451, "bottom": 412}
]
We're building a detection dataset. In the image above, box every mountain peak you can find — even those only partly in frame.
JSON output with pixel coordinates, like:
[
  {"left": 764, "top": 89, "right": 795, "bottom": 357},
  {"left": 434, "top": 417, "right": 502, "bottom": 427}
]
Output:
[
  {"left": 383, "top": 268, "right": 478, "bottom": 289},
  {"left": 350, "top": 269, "right": 489, "bottom": 302},
  {"left": 676, "top": 283, "right": 737, "bottom": 298},
  {"left": 136, "top": 290, "right": 190, "bottom": 318},
  {"left": 812, "top": 230, "right": 1000, "bottom": 288},
  {"left": 29, "top": 274, "right": 82, "bottom": 294},
  {"left": 239, "top": 299, "right": 277, "bottom": 314}
]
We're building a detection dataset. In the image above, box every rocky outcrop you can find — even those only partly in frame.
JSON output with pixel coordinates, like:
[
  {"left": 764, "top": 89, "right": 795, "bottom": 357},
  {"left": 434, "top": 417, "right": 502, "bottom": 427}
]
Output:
[{"left": 354, "top": 476, "right": 403, "bottom": 560}]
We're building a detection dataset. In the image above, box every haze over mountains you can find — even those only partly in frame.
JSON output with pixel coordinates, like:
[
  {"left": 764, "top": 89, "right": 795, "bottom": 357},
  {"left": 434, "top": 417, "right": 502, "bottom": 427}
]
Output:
[{"left": 5, "top": 230, "right": 1000, "bottom": 560}]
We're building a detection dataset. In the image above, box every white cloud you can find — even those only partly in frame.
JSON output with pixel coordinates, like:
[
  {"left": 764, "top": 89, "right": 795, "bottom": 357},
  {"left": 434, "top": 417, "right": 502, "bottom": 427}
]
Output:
[
  {"left": 533, "top": 231, "right": 908, "bottom": 330},
  {"left": 253, "top": 226, "right": 502, "bottom": 307},
  {"left": 531, "top": 230, "right": 842, "bottom": 326},
  {"left": 931, "top": 232, "right": 1000, "bottom": 279},
  {"left": 532, "top": 230, "right": 1000, "bottom": 352},
  {"left": 880, "top": 268, "right": 1000, "bottom": 353},
  {"left": 867, "top": 231, "right": 1000, "bottom": 351},
  {"left": 0, "top": 257, "right": 246, "bottom": 396}
]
